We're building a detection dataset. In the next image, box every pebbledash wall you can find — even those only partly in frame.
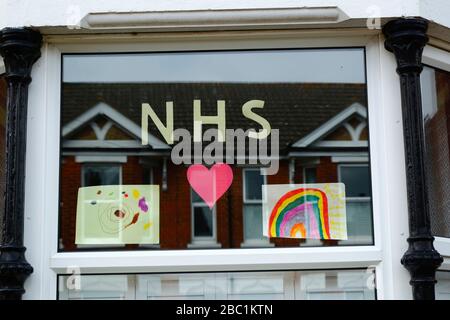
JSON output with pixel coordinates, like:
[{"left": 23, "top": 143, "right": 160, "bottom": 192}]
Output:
[{"left": 0, "top": 0, "right": 450, "bottom": 300}]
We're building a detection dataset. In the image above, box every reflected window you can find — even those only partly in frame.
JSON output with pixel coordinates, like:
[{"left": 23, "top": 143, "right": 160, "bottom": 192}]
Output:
[
  {"left": 242, "top": 169, "right": 268, "bottom": 245},
  {"left": 303, "top": 167, "right": 317, "bottom": 184},
  {"left": 338, "top": 164, "right": 373, "bottom": 244},
  {"left": 82, "top": 164, "right": 121, "bottom": 187},
  {"left": 436, "top": 271, "right": 450, "bottom": 300},
  {"left": 190, "top": 189, "right": 218, "bottom": 247}
]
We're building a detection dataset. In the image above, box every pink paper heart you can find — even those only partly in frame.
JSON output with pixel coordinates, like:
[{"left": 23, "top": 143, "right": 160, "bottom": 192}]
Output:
[{"left": 187, "top": 163, "right": 233, "bottom": 208}]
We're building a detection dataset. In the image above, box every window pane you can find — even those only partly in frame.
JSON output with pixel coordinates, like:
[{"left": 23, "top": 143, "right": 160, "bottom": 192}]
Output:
[
  {"left": 244, "top": 170, "right": 264, "bottom": 201},
  {"left": 436, "top": 271, "right": 450, "bottom": 300},
  {"left": 193, "top": 207, "right": 213, "bottom": 237},
  {"left": 243, "top": 204, "right": 263, "bottom": 240},
  {"left": 339, "top": 166, "right": 371, "bottom": 197},
  {"left": 59, "top": 48, "right": 373, "bottom": 251},
  {"left": 191, "top": 189, "right": 203, "bottom": 204},
  {"left": 59, "top": 269, "right": 376, "bottom": 300},
  {"left": 421, "top": 66, "right": 450, "bottom": 238},
  {"left": 345, "top": 201, "right": 373, "bottom": 244},
  {"left": 83, "top": 165, "right": 120, "bottom": 186},
  {"left": 304, "top": 167, "right": 317, "bottom": 183}
]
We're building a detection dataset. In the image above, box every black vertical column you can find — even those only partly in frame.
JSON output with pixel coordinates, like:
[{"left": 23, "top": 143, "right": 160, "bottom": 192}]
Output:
[
  {"left": 383, "top": 18, "right": 443, "bottom": 300},
  {"left": 0, "top": 28, "right": 42, "bottom": 300}
]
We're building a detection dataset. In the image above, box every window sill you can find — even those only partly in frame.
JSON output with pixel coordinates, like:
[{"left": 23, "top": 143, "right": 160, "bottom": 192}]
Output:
[
  {"left": 188, "top": 241, "right": 222, "bottom": 249},
  {"left": 241, "top": 239, "right": 275, "bottom": 248}
]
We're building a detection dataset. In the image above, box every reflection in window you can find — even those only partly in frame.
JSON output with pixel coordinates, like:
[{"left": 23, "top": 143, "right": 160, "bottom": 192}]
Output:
[
  {"left": 82, "top": 164, "right": 121, "bottom": 187},
  {"left": 190, "top": 189, "right": 218, "bottom": 247},
  {"left": 58, "top": 269, "right": 376, "bottom": 300},
  {"left": 59, "top": 48, "right": 373, "bottom": 251},
  {"left": 436, "top": 271, "right": 450, "bottom": 300},
  {"left": 242, "top": 169, "right": 269, "bottom": 245},
  {"left": 338, "top": 164, "right": 373, "bottom": 244},
  {"left": 303, "top": 167, "right": 317, "bottom": 184},
  {"left": 421, "top": 66, "right": 450, "bottom": 238}
]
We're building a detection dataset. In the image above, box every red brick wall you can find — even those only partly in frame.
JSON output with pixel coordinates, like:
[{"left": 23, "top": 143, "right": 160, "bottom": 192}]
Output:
[
  {"left": 316, "top": 156, "right": 338, "bottom": 183},
  {"left": 156, "top": 162, "right": 191, "bottom": 249},
  {"left": 60, "top": 156, "right": 82, "bottom": 250}
]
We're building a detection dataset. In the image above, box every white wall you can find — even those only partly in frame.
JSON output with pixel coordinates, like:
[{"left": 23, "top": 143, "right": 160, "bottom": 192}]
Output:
[{"left": 0, "top": 0, "right": 449, "bottom": 31}]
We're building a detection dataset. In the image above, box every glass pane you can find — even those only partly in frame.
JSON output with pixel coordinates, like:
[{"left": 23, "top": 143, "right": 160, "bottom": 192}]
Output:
[
  {"left": 244, "top": 170, "right": 264, "bottom": 201},
  {"left": 345, "top": 201, "right": 373, "bottom": 244},
  {"left": 59, "top": 274, "right": 129, "bottom": 300},
  {"left": 83, "top": 165, "right": 120, "bottom": 187},
  {"left": 304, "top": 167, "right": 317, "bottom": 183},
  {"left": 58, "top": 269, "right": 376, "bottom": 300},
  {"left": 193, "top": 206, "right": 213, "bottom": 237},
  {"left": 436, "top": 271, "right": 450, "bottom": 300},
  {"left": 243, "top": 204, "right": 263, "bottom": 240},
  {"left": 59, "top": 47, "right": 373, "bottom": 251},
  {"left": 339, "top": 166, "right": 371, "bottom": 198},
  {"left": 421, "top": 66, "right": 450, "bottom": 238},
  {"left": 191, "top": 189, "right": 204, "bottom": 204}
]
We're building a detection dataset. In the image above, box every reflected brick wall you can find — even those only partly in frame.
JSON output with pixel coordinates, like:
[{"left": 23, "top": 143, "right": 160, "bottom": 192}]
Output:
[{"left": 426, "top": 69, "right": 450, "bottom": 237}]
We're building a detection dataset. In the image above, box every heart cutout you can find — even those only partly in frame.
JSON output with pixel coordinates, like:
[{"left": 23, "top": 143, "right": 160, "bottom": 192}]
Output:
[{"left": 187, "top": 163, "right": 233, "bottom": 208}]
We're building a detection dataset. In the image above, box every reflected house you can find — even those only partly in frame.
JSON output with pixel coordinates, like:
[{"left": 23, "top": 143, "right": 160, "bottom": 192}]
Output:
[
  {"left": 60, "top": 82, "right": 371, "bottom": 250},
  {"left": 423, "top": 67, "right": 450, "bottom": 237}
]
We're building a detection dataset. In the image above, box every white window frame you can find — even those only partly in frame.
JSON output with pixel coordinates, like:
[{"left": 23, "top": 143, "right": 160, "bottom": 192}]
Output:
[
  {"left": 188, "top": 189, "right": 220, "bottom": 249},
  {"left": 241, "top": 168, "right": 273, "bottom": 247},
  {"left": 22, "top": 29, "right": 413, "bottom": 299},
  {"left": 421, "top": 44, "right": 450, "bottom": 271}
]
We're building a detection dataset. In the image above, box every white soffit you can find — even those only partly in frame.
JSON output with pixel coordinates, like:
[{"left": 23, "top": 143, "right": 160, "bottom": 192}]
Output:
[{"left": 80, "top": 7, "right": 350, "bottom": 31}]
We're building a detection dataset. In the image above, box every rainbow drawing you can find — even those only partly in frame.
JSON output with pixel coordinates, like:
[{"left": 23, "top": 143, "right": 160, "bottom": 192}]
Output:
[{"left": 263, "top": 183, "right": 347, "bottom": 240}]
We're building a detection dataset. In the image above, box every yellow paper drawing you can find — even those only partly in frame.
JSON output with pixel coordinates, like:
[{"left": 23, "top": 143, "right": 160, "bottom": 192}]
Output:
[
  {"left": 262, "top": 183, "right": 347, "bottom": 240},
  {"left": 75, "top": 185, "right": 159, "bottom": 245}
]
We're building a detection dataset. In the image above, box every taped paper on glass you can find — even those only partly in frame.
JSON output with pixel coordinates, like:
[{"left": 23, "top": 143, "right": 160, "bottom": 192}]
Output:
[
  {"left": 75, "top": 185, "right": 159, "bottom": 245},
  {"left": 262, "top": 183, "right": 347, "bottom": 240}
]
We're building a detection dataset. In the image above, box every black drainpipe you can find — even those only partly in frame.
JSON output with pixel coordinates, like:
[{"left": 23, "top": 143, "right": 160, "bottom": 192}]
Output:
[
  {"left": 0, "top": 28, "right": 42, "bottom": 300},
  {"left": 383, "top": 18, "right": 443, "bottom": 300}
]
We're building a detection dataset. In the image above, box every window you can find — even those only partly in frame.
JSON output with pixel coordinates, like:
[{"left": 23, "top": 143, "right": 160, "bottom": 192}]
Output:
[
  {"left": 436, "top": 271, "right": 450, "bottom": 300},
  {"left": 82, "top": 164, "right": 121, "bottom": 187},
  {"left": 189, "top": 189, "right": 219, "bottom": 248},
  {"left": 58, "top": 47, "right": 373, "bottom": 251},
  {"left": 421, "top": 64, "right": 450, "bottom": 239},
  {"left": 338, "top": 164, "right": 373, "bottom": 244},
  {"left": 242, "top": 168, "right": 270, "bottom": 246},
  {"left": 303, "top": 167, "right": 317, "bottom": 183},
  {"left": 36, "top": 35, "right": 388, "bottom": 300},
  {"left": 58, "top": 269, "right": 375, "bottom": 300}
]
